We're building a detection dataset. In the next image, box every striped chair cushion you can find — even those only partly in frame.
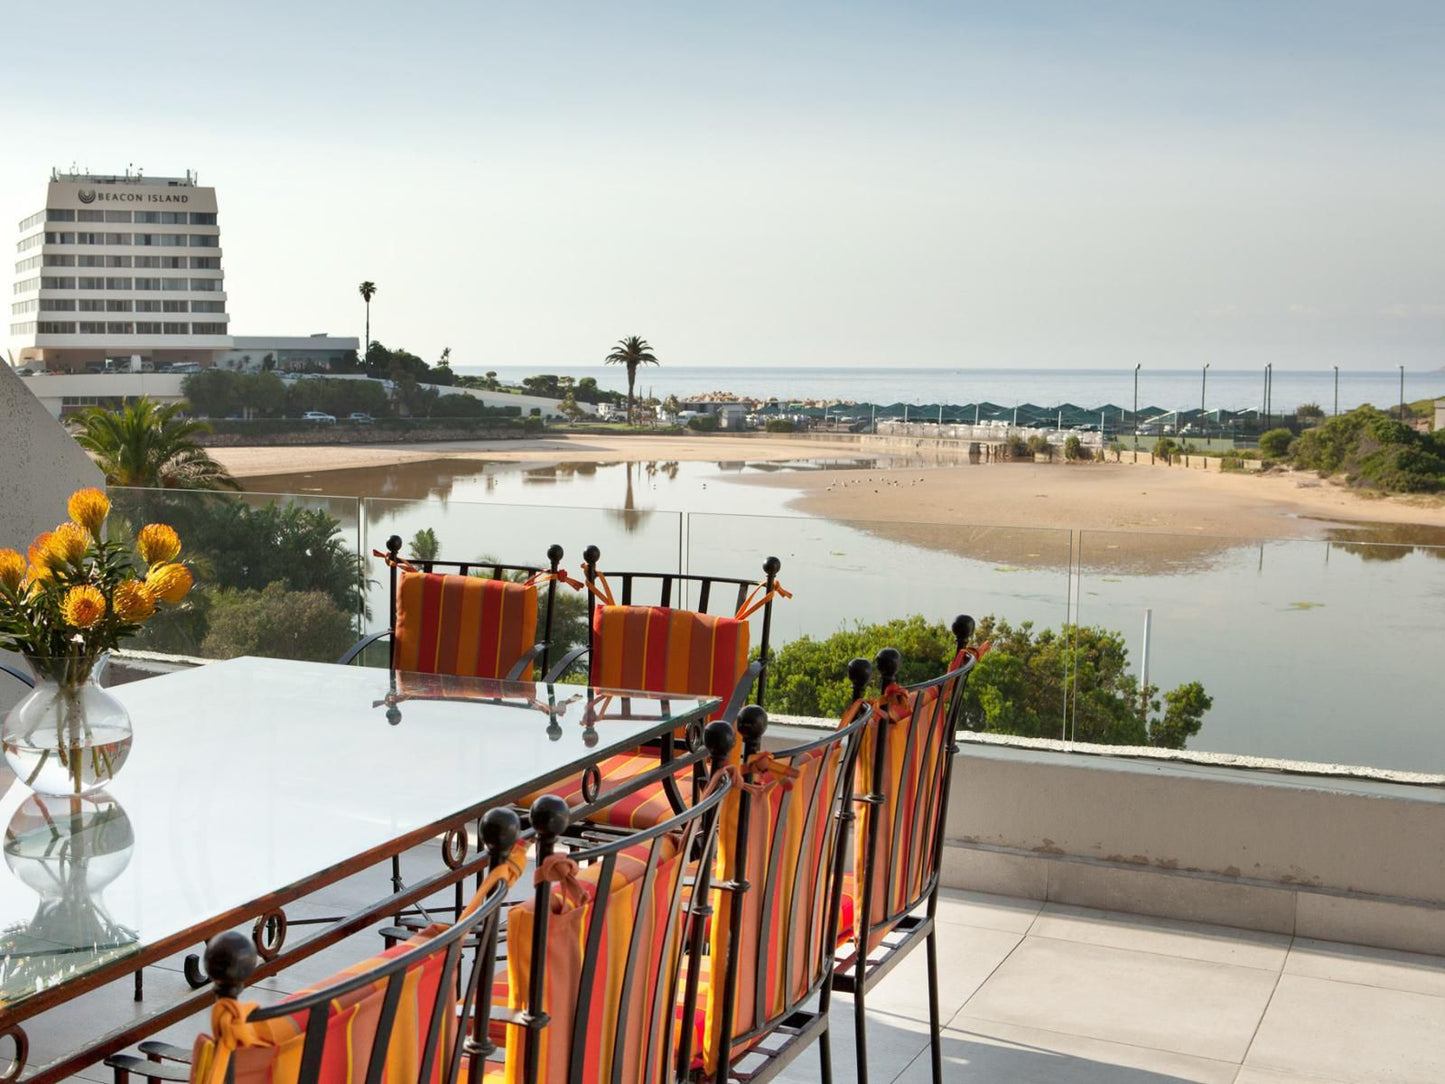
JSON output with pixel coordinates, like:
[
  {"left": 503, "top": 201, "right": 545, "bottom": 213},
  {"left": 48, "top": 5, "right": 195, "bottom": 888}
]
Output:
[
  {"left": 496, "top": 839, "right": 686, "bottom": 1084},
  {"left": 531, "top": 750, "right": 690, "bottom": 830},
  {"left": 190, "top": 926, "right": 454, "bottom": 1084},
  {"left": 394, "top": 571, "right": 538, "bottom": 680},
  {"left": 849, "top": 649, "right": 966, "bottom": 952},
  {"left": 588, "top": 605, "right": 749, "bottom": 715},
  {"left": 699, "top": 737, "right": 851, "bottom": 1075}
]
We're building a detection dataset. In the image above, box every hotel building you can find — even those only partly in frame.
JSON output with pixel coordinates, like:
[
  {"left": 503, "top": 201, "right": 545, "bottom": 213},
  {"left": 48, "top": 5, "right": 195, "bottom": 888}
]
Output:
[{"left": 10, "top": 170, "right": 230, "bottom": 372}]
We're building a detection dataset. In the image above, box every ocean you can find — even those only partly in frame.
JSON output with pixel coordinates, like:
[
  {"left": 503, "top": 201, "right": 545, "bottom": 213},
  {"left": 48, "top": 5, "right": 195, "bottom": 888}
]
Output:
[{"left": 453, "top": 365, "right": 1442, "bottom": 416}]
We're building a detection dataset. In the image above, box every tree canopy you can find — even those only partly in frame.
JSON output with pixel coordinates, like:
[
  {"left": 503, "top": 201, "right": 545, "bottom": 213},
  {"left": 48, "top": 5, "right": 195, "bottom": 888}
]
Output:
[{"left": 71, "top": 398, "right": 237, "bottom": 490}]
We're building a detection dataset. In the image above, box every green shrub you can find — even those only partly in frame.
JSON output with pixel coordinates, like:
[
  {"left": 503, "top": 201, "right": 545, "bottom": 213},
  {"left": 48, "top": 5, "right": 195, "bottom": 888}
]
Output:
[
  {"left": 201, "top": 583, "right": 356, "bottom": 663},
  {"left": 1005, "top": 434, "right": 1030, "bottom": 459},
  {"left": 687, "top": 414, "right": 720, "bottom": 432},
  {"left": 1152, "top": 437, "right": 1178, "bottom": 460},
  {"left": 1258, "top": 427, "right": 1294, "bottom": 459},
  {"left": 1026, "top": 435, "right": 1053, "bottom": 460},
  {"left": 1063, "top": 435, "right": 1092, "bottom": 461},
  {"left": 764, "top": 418, "right": 797, "bottom": 433},
  {"left": 765, "top": 614, "right": 1212, "bottom": 749}
]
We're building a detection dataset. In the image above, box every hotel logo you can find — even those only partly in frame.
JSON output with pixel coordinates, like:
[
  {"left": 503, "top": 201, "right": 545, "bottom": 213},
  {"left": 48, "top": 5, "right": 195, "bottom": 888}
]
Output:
[{"left": 78, "top": 188, "right": 96, "bottom": 204}]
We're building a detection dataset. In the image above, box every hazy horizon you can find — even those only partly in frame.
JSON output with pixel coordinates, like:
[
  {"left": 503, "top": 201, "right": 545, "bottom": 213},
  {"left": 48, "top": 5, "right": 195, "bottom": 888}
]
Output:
[{"left": 5, "top": 2, "right": 1443, "bottom": 372}]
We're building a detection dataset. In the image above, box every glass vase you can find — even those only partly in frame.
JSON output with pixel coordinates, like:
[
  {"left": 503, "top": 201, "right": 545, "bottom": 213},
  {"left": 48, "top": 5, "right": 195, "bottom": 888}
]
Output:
[{"left": 2, "top": 655, "right": 133, "bottom": 796}]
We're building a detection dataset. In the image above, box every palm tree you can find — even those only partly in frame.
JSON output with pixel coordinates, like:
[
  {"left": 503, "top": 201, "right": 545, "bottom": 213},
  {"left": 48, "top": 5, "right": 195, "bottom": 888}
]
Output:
[
  {"left": 604, "top": 336, "right": 658, "bottom": 425},
  {"left": 358, "top": 281, "right": 377, "bottom": 361},
  {"left": 71, "top": 398, "right": 238, "bottom": 490}
]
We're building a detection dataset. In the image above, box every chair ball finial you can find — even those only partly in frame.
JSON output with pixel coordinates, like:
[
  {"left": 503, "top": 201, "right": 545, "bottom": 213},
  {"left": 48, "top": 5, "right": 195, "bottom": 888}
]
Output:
[
  {"left": 530, "top": 794, "right": 571, "bottom": 839},
  {"left": 583, "top": 544, "right": 601, "bottom": 564},
  {"left": 847, "top": 656, "right": 873, "bottom": 696},
  {"left": 737, "top": 704, "right": 769, "bottom": 745},
  {"left": 952, "top": 614, "right": 975, "bottom": 647},
  {"left": 703, "top": 719, "right": 736, "bottom": 761},
  {"left": 386, "top": 535, "right": 403, "bottom": 555},
  {"left": 763, "top": 556, "right": 782, "bottom": 577},
  {"left": 480, "top": 806, "right": 521, "bottom": 856},
  {"left": 205, "top": 930, "right": 259, "bottom": 999},
  {"left": 547, "top": 543, "right": 564, "bottom": 564},
  {"left": 875, "top": 647, "right": 902, "bottom": 687}
]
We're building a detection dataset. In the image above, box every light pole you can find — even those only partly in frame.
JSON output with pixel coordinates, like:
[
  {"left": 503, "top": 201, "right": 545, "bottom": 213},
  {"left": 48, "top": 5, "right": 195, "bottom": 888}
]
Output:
[
  {"left": 1333, "top": 365, "right": 1339, "bottom": 416},
  {"left": 1133, "top": 363, "right": 1140, "bottom": 448},
  {"left": 1201, "top": 363, "right": 1210, "bottom": 439}
]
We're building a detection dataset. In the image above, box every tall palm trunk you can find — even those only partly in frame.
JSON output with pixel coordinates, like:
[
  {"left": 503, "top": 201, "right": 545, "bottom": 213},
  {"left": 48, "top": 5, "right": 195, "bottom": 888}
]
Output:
[
  {"left": 627, "top": 366, "right": 637, "bottom": 425},
  {"left": 364, "top": 303, "right": 370, "bottom": 362}
]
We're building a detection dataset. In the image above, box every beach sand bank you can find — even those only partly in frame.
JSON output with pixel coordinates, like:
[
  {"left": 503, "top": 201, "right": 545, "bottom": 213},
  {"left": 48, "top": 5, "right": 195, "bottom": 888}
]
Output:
[{"left": 210, "top": 435, "right": 1445, "bottom": 571}]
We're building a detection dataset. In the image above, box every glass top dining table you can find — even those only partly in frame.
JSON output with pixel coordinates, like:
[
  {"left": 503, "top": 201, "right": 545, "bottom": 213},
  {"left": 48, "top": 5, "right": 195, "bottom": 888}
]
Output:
[{"left": 0, "top": 656, "right": 718, "bottom": 1026}]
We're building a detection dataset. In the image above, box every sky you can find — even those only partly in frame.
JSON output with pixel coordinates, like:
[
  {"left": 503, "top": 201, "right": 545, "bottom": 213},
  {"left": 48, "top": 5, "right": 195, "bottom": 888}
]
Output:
[{"left": 4, "top": 1, "right": 1443, "bottom": 371}]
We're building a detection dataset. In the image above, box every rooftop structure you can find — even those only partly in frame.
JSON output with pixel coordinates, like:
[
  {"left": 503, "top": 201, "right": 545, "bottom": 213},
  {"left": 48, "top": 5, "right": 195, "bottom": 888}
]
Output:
[{"left": 10, "top": 169, "right": 229, "bottom": 373}]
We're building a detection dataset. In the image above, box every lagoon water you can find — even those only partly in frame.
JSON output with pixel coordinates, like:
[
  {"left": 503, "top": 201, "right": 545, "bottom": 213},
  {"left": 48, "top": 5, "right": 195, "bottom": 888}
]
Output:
[{"left": 245, "top": 456, "right": 1445, "bottom": 776}]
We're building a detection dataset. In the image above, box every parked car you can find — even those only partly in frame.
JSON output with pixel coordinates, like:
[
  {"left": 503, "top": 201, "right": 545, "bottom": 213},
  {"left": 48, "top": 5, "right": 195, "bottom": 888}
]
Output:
[
  {"left": 347, "top": 412, "right": 375, "bottom": 424},
  {"left": 301, "top": 411, "right": 337, "bottom": 424}
]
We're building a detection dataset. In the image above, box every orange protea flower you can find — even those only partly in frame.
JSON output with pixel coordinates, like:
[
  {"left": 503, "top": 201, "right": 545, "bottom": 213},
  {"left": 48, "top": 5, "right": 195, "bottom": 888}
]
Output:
[
  {"left": 146, "top": 563, "right": 193, "bottom": 604},
  {"left": 136, "top": 523, "right": 181, "bottom": 566},
  {"left": 0, "top": 549, "right": 24, "bottom": 593},
  {"left": 28, "top": 533, "right": 54, "bottom": 572},
  {"left": 113, "top": 579, "right": 156, "bottom": 623},
  {"left": 60, "top": 585, "right": 107, "bottom": 629},
  {"left": 67, "top": 487, "right": 110, "bottom": 538},
  {"left": 43, "top": 522, "right": 90, "bottom": 568}
]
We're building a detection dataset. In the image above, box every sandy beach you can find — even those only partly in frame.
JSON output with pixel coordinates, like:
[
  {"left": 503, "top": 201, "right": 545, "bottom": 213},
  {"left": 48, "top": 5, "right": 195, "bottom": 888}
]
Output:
[{"left": 211, "top": 434, "right": 1445, "bottom": 570}]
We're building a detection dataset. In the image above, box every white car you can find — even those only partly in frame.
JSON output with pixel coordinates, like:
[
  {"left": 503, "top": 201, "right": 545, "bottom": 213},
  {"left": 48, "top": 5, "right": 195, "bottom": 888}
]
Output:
[{"left": 301, "top": 411, "right": 337, "bottom": 424}]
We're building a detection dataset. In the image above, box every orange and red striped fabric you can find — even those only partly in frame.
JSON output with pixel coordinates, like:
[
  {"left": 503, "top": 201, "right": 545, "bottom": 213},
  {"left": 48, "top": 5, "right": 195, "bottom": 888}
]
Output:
[
  {"left": 496, "top": 840, "right": 686, "bottom": 1084},
  {"left": 190, "top": 927, "right": 455, "bottom": 1084},
  {"left": 698, "top": 720, "right": 855, "bottom": 1075},
  {"left": 531, "top": 750, "right": 691, "bottom": 830},
  {"left": 588, "top": 606, "right": 749, "bottom": 713},
  {"left": 394, "top": 571, "right": 539, "bottom": 680},
  {"left": 849, "top": 649, "right": 966, "bottom": 953}
]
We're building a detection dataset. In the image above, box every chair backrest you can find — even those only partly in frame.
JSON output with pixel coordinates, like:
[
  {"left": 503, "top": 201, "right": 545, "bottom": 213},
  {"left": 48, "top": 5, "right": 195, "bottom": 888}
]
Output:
[
  {"left": 578, "top": 545, "right": 784, "bottom": 707},
  {"left": 701, "top": 676, "right": 872, "bottom": 1079},
  {"left": 190, "top": 808, "right": 523, "bottom": 1084},
  {"left": 852, "top": 615, "right": 978, "bottom": 953},
  {"left": 379, "top": 534, "right": 566, "bottom": 678},
  {"left": 500, "top": 727, "right": 734, "bottom": 1084}
]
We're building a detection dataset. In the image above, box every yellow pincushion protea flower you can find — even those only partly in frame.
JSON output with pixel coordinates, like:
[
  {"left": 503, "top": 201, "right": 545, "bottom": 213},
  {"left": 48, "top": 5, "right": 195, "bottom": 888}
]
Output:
[
  {"left": 60, "top": 585, "right": 107, "bottom": 629},
  {"left": 43, "top": 522, "right": 90, "bottom": 568},
  {"left": 113, "top": 579, "right": 156, "bottom": 623},
  {"left": 27, "top": 533, "right": 54, "bottom": 572},
  {"left": 136, "top": 523, "right": 181, "bottom": 566},
  {"left": 0, "top": 549, "right": 24, "bottom": 593},
  {"left": 67, "top": 487, "right": 110, "bottom": 538},
  {"left": 145, "top": 563, "right": 193, "bottom": 604}
]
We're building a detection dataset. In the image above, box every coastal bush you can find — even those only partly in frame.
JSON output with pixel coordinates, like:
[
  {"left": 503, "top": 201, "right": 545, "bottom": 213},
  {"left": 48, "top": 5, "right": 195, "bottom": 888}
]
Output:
[
  {"left": 201, "top": 583, "right": 355, "bottom": 663},
  {"left": 765, "top": 613, "right": 1212, "bottom": 749},
  {"left": 1258, "top": 428, "right": 1294, "bottom": 459},
  {"left": 1026, "top": 434, "right": 1053, "bottom": 460},
  {"left": 1063, "top": 435, "right": 1092, "bottom": 461},
  {"left": 1004, "top": 434, "right": 1030, "bottom": 459},
  {"left": 764, "top": 419, "right": 797, "bottom": 433},
  {"left": 687, "top": 414, "right": 720, "bottom": 432},
  {"left": 1289, "top": 406, "right": 1445, "bottom": 493},
  {"left": 1151, "top": 437, "right": 1178, "bottom": 460}
]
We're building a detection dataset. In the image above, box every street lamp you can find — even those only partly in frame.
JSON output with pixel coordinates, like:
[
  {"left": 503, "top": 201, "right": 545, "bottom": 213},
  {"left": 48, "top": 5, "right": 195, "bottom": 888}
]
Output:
[
  {"left": 1133, "top": 363, "right": 1141, "bottom": 448},
  {"left": 1201, "top": 363, "right": 1210, "bottom": 439}
]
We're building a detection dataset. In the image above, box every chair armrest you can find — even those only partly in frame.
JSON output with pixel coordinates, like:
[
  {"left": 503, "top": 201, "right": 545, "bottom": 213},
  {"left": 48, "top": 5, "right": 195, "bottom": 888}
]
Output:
[
  {"left": 505, "top": 642, "right": 544, "bottom": 682},
  {"left": 337, "top": 629, "right": 391, "bottom": 666},
  {"left": 543, "top": 645, "right": 589, "bottom": 684},
  {"left": 0, "top": 663, "right": 34, "bottom": 689},
  {"left": 717, "top": 659, "right": 763, "bottom": 724}
]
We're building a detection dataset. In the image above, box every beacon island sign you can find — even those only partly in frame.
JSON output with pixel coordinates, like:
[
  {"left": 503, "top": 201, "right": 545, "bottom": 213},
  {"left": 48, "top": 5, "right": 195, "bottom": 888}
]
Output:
[{"left": 75, "top": 187, "right": 190, "bottom": 204}]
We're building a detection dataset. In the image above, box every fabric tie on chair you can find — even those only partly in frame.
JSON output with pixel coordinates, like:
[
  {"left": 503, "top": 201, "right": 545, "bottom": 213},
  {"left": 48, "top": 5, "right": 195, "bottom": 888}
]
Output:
[
  {"left": 536, "top": 853, "right": 588, "bottom": 910},
  {"left": 372, "top": 548, "right": 420, "bottom": 573},
  {"left": 733, "top": 580, "right": 792, "bottom": 621},
  {"left": 197, "top": 1000, "right": 265, "bottom": 1084},
  {"left": 521, "top": 568, "right": 585, "bottom": 592}
]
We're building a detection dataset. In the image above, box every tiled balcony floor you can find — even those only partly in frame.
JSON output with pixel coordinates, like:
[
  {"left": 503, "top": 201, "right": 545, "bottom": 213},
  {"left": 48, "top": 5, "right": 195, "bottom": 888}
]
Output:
[{"left": 17, "top": 863, "right": 1445, "bottom": 1084}]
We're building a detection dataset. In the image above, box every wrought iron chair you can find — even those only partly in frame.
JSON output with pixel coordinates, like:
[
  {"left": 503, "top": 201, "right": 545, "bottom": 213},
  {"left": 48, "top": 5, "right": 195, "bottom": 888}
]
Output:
[
  {"left": 104, "top": 807, "right": 526, "bottom": 1084},
  {"left": 833, "top": 616, "right": 981, "bottom": 1084},
  {"left": 534, "top": 545, "right": 789, "bottom": 829},
  {"left": 484, "top": 727, "right": 735, "bottom": 1083},
  {"left": 688, "top": 674, "right": 872, "bottom": 1084},
  {"left": 338, "top": 534, "right": 573, "bottom": 681}
]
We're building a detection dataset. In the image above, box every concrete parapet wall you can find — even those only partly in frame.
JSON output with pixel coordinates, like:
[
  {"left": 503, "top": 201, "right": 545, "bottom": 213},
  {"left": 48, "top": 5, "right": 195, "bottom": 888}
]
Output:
[{"left": 943, "top": 742, "right": 1445, "bottom": 955}]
